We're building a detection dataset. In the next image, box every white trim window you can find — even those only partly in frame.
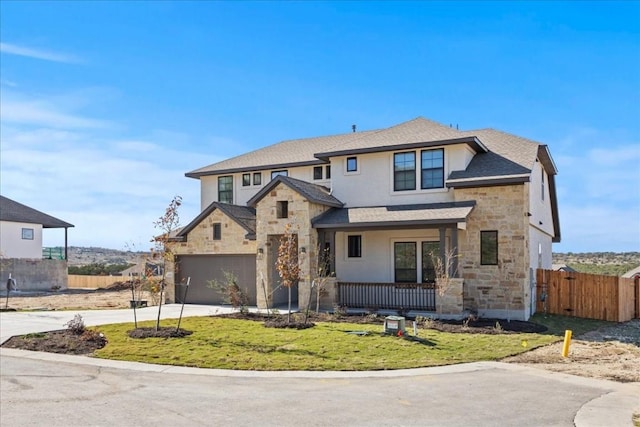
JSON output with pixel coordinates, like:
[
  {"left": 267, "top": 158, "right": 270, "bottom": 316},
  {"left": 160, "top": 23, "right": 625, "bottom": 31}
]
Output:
[{"left": 22, "top": 228, "right": 34, "bottom": 240}]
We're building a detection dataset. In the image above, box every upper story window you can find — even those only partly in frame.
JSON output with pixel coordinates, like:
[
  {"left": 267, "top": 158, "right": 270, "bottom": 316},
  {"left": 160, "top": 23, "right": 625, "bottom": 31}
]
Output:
[
  {"left": 325, "top": 165, "right": 331, "bottom": 179},
  {"left": 421, "top": 148, "right": 444, "bottom": 189},
  {"left": 394, "top": 152, "right": 416, "bottom": 191},
  {"left": 480, "top": 230, "right": 498, "bottom": 265},
  {"left": 271, "top": 170, "right": 288, "bottom": 179},
  {"left": 253, "top": 172, "right": 262, "bottom": 186},
  {"left": 541, "top": 171, "right": 545, "bottom": 201},
  {"left": 218, "top": 176, "right": 233, "bottom": 204},
  {"left": 347, "top": 235, "right": 362, "bottom": 258},
  {"left": 213, "top": 223, "right": 222, "bottom": 240},
  {"left": 242, "top": 173, "right": 251, "bottom": 187},
  {"left": 346, "top": 157, "right": 358, "bottom": 173},
  {"left": 22, "top": 228, "right": 34, "bottom": 240},
  {"left": 276, "top": 201, "right": 289, "bottom": 219},
  {"left": 313, "top": 166, "right": 323, "bottom": 180}
]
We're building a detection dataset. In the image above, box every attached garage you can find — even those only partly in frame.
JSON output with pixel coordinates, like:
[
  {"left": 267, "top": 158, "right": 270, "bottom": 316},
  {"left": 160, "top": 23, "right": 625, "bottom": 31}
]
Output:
[{"left": 175, "top": 254, "right": 257, "bottom": 305}]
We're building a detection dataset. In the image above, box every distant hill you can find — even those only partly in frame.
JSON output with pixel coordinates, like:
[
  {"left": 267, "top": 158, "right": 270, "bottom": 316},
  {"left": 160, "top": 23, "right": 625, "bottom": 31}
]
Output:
[
  {"left": 52, "top": 247, "right": 640, "bottom": 276},
  {"left": 45, "top": 246, "right": 151, "bottom": 267},
  {"left": 552, "top": 252, "right": 640, "bottom": 276}
]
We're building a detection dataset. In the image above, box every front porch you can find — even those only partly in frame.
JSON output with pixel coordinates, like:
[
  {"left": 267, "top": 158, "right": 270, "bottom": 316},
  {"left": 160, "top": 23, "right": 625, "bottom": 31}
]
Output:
[{"left": 319, "top": 278, "right": 464, "bottom": 318}]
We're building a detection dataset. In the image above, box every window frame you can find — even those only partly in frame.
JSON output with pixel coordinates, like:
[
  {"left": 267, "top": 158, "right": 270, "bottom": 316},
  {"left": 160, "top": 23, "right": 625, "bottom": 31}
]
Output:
[
  {"left": 313, "top": 166, "right": 323, "bottom": 180},
  {"left": 21, "top": 228, "right": 34, "bottom": 240},
  {"left": 276, "top": 201, "right": 289, "bottom": 219},
  {"left": 271, "top": 170, "right": 288, "bottom": 180},
  {"left": 242, "top": 173, "right": 251, "bottom": 187},
  {"left": 217, "top": 175, "right": 234, "bottom": 204},
  {"left": 346, "top": 157, "right": 358, "bottom": 173},
  {"left": 480, "top": 230, "right": 498, "bottom": 265},
  {"left": 393, "top": 151, "right": 416, "bottom": 191},
  {"left": 394, "top": 242, "right": 417, "bottom": 283},
  {"left": 421, "top": 148, "right": 445, "bottom": 190},
  {"left": 421, "top": 241, "right": 440, "bottom": 283},
  {"left": 347, "top": 235, "right": 362, "bottom": 258},
  {"left": 325, "top": 165, "right": 331, "bottom": 179},
  {"left": 213, "top": 223, "right": 222, "bottom": 240},
  {"left": 253, "top": 172, "right": 262, "bottom": 186}
]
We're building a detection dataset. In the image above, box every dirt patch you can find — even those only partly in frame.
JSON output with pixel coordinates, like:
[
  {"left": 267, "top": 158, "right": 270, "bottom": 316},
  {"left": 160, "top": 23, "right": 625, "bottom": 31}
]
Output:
[
  {"left": 503, "top": 319, "right": 640, "bottom": 383},
  {"left": 128, "top": 327, "right": 193, "bottom": 339},
  {"left": 1, "top": 288, "right": 154, "bottom": 311}
]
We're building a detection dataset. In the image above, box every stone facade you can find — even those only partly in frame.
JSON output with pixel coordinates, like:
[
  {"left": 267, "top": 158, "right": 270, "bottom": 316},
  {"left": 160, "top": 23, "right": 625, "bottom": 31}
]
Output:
[
  {"left": 255, "top": 183, "right": 332, "bottom": 310},
  {"left": 435, "top": 278, "right": 464, "bottom": 316},
  {"left": 165, "top": 208, "right": 257, "bottom": 303},
  {"left": 454, "top": 184, "right": 531, "bottom": 320}
]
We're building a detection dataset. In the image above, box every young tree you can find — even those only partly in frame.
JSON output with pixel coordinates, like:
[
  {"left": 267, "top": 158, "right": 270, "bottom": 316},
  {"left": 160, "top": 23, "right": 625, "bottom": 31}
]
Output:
[
  {"left": 428, "top": 246, "right": 460, "bottom": 314},
  {"left": 151, "top": 195, "right": 182, "bottom": 331},
  {"left": 275, "top": 223, "right": 301, "bottom": 324}
]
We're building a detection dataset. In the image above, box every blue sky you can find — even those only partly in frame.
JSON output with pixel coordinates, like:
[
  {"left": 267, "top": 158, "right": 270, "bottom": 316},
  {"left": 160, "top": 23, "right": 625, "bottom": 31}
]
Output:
[{"left": 1, "top": 1, "right": 638, "bottom": 253}]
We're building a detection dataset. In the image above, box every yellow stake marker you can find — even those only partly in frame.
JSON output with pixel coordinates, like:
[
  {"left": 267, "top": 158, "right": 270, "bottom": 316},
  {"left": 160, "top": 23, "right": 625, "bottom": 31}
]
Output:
[{"left": 561, "top": 330, "right": 572, "bottom": 358}]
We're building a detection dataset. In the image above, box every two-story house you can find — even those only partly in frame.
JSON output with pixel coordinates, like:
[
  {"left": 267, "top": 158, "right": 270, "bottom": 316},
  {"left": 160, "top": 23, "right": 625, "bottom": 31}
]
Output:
[{"left": 167, "top": 117, "right": 559, "bottom": 321}]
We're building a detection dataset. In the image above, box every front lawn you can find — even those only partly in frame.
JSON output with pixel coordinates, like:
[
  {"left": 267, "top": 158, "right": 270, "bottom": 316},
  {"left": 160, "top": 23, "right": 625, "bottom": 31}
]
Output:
[{"left": 94, "top": 316, "right": 558, "bottom": 371}]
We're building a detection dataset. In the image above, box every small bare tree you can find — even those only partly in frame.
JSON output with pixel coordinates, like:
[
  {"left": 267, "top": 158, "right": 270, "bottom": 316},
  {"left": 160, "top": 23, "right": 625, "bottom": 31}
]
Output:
[
  {"left": 275, "top": 223, "right": 301, "bottom": 324},
  {"left": 151, "top": 195, "right": 182, "bottom": 331},
  {"left": 312, "top": 244, "right": 334, "bottom": 313},
  {"left": 207, "top": 270, "right": 249, "bottom": 312},
  {"left": 428, "top": 247, "right": 460, "bottom": 314}
]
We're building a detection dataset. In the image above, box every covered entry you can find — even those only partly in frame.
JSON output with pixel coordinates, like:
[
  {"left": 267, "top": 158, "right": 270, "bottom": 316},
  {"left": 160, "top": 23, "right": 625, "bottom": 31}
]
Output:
[{"left": 175, "top": 254, "right": 257, "bottom": 305}]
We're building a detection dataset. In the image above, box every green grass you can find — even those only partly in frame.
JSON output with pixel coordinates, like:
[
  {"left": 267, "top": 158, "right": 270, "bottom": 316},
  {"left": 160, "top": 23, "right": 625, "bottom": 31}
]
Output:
[
  {"left": 93, "top": 317, "right": 559, "bottom": 371},
  {"left": 529, "top": 313, "right": 614, "bottom": 337}
]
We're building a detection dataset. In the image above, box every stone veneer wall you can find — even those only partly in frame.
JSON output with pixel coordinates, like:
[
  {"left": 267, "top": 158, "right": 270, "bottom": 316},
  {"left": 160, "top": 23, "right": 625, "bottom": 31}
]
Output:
[
  {"left": 165, "top": 208, "right": 257, "bottom": 303},
  {"left": 454, "top": 184, "right": 531, "bottom": 320},
  {"left": 255, "top": 184, "right": 332, "bottom": 310}
]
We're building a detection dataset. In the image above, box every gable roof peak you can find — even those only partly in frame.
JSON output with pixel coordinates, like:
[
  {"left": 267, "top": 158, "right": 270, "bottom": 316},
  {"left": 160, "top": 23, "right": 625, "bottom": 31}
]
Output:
[{"left": 247, "top": 175, "right": 343, "bottom": 208}]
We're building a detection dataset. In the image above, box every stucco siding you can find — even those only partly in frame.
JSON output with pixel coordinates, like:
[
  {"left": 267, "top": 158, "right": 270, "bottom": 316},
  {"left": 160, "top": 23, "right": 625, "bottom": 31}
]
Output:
[
  {"left": 528, "top": 163, "right": 555, "bottom": 237},
  {"left": 334, "top": 229, "right": 442, "bottom": 283},
  {"left": 0, "top": 221, "right": 43, "bottom": 259}
]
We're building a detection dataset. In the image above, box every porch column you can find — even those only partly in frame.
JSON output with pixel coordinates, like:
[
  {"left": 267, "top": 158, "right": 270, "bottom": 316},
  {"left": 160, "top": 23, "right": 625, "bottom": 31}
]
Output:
[
  {"left": 450, "top": 225, "right": 459, "bottom": 277},
  {"left": 439, "top": 227, "right": 446, "bottom": 271},
  {"left": 64, "top": 227, "right": 69, "bottom": 260}
]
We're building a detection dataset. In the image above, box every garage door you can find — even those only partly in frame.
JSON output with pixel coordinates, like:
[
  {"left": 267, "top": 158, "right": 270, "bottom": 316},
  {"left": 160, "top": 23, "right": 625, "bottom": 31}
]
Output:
[{"left": 175, "top": 254, "right": 257, "bottom": 305}]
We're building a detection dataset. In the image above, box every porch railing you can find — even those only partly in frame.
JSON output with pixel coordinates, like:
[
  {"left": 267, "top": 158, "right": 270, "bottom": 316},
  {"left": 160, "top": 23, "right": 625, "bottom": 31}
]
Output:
[{"left": 337, "top": 282, "right": 436, "bottom": 311}]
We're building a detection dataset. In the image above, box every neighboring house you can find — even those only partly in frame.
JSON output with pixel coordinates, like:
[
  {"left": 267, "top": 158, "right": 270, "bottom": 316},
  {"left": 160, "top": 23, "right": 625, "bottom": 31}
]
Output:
[
  {"left": 167, "top": 117, "right": 560, "bottom": 321},
  {"left": 552, "top": 264, "right": 577, "bottom": 273},
  {"left": 622, "top": 266, "right": 640, "bottom": 280},
  {"left": 0, "top": 195, "right": 74, "bottom": 291},
  {"left": 0, "top": 195, "right": 74, "bottom": 259}
]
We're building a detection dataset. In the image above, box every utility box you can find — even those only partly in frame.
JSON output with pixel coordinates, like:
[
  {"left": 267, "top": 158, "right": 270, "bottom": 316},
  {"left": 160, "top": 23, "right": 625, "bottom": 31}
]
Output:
[{"left": 384, "top": 316, "right": 406, "bottom": 335}]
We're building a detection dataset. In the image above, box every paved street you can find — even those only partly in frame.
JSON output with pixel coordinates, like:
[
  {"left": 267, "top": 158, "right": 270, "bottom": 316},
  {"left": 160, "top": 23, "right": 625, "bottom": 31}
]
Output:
[{"left": 1, "top": 305, "right": 638, "bottom": 426}]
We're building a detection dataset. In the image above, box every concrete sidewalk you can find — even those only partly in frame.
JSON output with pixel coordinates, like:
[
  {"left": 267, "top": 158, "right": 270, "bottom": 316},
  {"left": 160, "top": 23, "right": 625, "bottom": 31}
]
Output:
[{"left": 1, "top": 305, "right": 638, "bottom": 426}]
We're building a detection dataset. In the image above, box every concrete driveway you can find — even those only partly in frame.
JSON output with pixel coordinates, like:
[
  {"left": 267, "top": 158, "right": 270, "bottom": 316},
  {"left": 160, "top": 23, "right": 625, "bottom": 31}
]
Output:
[{"left": 1, "top": 305, "right": 638, "bottom": 426}]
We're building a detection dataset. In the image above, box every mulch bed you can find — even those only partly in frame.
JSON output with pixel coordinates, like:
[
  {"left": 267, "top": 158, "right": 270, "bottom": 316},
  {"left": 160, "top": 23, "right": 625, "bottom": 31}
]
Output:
[
  {"left": 2, "top": 329, "right": 108, "bottom": 355},
  {"left": 128, "top": 327, "right": 193, "bottom": 338}
]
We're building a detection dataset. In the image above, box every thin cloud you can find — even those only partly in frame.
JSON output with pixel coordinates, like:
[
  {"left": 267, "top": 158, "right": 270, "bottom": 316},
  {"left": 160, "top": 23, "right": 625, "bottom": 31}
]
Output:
[
  {"left": 0, "top": 42, "right": 81, "bottom": 64},
  {"left": 1, "top": 97, "right": 110, "bottom": 129}
]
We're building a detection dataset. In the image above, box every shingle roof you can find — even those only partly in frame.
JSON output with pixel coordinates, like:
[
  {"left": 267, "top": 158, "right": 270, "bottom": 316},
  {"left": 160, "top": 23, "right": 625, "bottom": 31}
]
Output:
[
  {"left": 312, "top": 201, "right": 476, "bottom": 229},
  {"left": 173, "top": 202, "right": 256, "bottom": 240},
  {"left": 247, "top": 176, "right": 343, "bottom": 208},
  {"left": 0, "top": 195, "right": 74, "bottom": 228},
  {"left": 315, "top": 117, "right": 487, "bottom": 159},
  {"left": 186, "top": 130, "right": 377, "bottom": 178}
]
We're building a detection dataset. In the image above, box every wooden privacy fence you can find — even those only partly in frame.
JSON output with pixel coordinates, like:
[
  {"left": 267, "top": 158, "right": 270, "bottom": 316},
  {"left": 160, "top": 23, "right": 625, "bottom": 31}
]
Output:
[
  {"left": 68, "top": 275, "right": 127, "bottom": 289},
  {"left": 536, "top": 269, "right": 639, "bottom": 322}
]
